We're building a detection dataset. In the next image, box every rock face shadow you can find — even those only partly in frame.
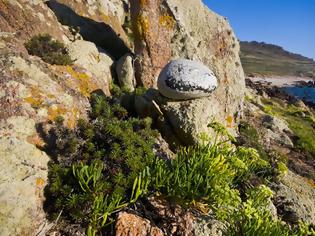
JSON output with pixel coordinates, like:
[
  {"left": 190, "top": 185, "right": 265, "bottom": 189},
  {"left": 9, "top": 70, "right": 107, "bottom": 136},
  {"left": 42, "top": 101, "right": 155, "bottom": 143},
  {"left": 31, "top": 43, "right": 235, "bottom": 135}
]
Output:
[{"left": 46, "top": 0, "right": 131, "bottom": 60}]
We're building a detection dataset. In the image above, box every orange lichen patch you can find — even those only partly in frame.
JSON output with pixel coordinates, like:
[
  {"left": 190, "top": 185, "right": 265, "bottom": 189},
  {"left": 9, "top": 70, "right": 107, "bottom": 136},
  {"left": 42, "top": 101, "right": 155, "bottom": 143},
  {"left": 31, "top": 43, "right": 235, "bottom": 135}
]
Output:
[
  {"left": 36, "top": 177, "right": 45, "bottom": 188},
  {"left": 226, "top": 115, "right": 233, "bottom": 128},
  {"left": 47, "top": 105, "right": 67, "bottom": 121},
  {"left": 27, "top": 134, "right": 45, "bottom": 147},
  {"left": 65, "top": 66, "right": 97, "bottom": 97},
  {"left": 67, "top": 107, "right": 79, "bottom": 129},
  {"left": 24, "top": 87, "right": 44, "bottom": 108},
  {"left": 159, "top": 15, "right": 175, "bottom": 30},
  {"left": 215, "top": 35, "right": 229, "bottom": 58}
]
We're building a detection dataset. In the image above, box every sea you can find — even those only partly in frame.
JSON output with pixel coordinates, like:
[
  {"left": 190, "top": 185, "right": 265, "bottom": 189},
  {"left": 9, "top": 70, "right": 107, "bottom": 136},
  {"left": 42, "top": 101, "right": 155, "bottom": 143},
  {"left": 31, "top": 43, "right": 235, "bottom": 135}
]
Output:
[{"left": 282, "top": 86, "right": 315, "bottom": 104}]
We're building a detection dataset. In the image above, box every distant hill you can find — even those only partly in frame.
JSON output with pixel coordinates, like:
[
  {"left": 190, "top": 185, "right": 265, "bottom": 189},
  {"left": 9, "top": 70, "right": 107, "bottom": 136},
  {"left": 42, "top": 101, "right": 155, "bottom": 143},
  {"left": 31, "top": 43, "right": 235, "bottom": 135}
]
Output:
[{"left": 240, "top": 41, "right": 315, "bottom": 78}]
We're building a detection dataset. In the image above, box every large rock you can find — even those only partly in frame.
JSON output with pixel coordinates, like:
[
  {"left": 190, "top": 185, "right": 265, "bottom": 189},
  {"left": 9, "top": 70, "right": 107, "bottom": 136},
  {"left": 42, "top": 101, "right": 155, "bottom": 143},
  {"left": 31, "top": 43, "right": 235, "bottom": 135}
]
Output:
[
  {"left": 116, "top": 53, "right": 136, "bottom": 92},
  {"left": 67, "top": 39, "right": 113, "bottom": 95},
  {"left": 193, "top": 216, "right": 225, "bottom": 236},
  {"left": 130, "top": 0, "right": 174, "bottom": 87},
  {"left": 0, "top": 2, "right": 115, "bottom": 233},
  {"left": 0, "top": 116, "right": 49, "bottom": 236},
  {"left": 272, "top": 171, "right": 315, "bottom": 225},
  {"left": 0, "top": 51, "right": 92, "bottom": 235},
  {"left": 0, "top": 0, "right": 68, "bottom": 43},
  {"left": 131, "top": 0, "right": 245, "bottom": 144},
  {"left": 157, "top": 59, "right": 218, "bottom": 100},
  {"left": 161, "top": 96, "right": 224, "bottom": 145},
  {"left": 261, "top": 115, "right": 293, "bottom": 148},
  {"left": 163, "top": 0, "right": 245, "bottom": 144}
]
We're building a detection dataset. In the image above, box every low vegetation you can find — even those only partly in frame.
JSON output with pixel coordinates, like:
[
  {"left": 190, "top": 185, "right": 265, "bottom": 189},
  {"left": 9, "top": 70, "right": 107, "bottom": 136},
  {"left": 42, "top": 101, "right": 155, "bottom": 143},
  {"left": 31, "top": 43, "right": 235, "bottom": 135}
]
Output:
[
  {"left": 45, "top": 91, "right": 315, "bottom": 235},
  {"left": 240, "top": 41, "right": 315, "bottom": 77},
  {"left": 25, "top": 34, "right": 72, "bottom": 65},
  {"left": 45, "top": 93, "right": 158, "bottom": 235},
  {"left": 262, "top": 97, "right": 315, "bottom": 157},
  {"left": 238, "top": 121, "right": 269, "bottom": 160}
]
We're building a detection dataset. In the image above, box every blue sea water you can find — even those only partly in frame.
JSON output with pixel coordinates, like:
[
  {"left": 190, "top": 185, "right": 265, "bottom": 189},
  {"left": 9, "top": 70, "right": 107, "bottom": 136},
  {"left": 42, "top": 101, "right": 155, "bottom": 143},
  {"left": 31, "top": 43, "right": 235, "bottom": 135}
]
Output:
[{"left": 282, "top": 86, "right": 315, "bottom": 103}]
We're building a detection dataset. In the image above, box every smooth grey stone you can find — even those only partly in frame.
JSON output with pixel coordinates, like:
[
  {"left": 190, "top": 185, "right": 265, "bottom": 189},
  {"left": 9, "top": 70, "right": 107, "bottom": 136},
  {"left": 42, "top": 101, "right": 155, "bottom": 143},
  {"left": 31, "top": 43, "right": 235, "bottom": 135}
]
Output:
[{"left": 157, "top": 59, "right": 218, "bottom": 100}]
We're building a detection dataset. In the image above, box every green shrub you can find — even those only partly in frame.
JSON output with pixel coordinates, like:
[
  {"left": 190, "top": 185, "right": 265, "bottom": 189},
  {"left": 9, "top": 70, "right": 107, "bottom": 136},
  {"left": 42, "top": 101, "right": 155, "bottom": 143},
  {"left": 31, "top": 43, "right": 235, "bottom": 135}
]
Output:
[
  {"left": 25, "top": 34, "right": 72, "bottom": 65},
  {"left": 46, "top": 94, "right": 157, "bottom": 235}
]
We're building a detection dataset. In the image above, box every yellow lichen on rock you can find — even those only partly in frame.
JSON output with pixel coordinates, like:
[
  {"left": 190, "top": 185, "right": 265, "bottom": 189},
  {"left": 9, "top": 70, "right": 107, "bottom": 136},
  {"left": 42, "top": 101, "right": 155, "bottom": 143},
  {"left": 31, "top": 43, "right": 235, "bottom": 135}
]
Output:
[
  {"left": 304, "top": 177, "right": 315, "bottom": 190},
  {"left": 226, "top": 115, "right": 234, "bottom": 128},
  {"left": 159, "top": 14, "right": 175, "bottom": 30},
  {"left": 24, "top": 96, "right": 43, "bottom": 109},
  {"left": 36, "top": 177, "right": 45, "bottom": 188},
  {"left": 100, "top": 13, "right": 110, "bottom": 23},
  {"left": 65, "top": 66, "right": 97, "bottom": 97},
  {"left": 136, "top": 14, "right": 149, "bottom": 39},
  {"left": 24, "top": 87, "right": 44, "bottom": 109},
  {"left": 67, "top": 107, "right": 79, "bottom": 129},
  {"left": 47, "top": 105, "right": 67, "bottom": 121}
]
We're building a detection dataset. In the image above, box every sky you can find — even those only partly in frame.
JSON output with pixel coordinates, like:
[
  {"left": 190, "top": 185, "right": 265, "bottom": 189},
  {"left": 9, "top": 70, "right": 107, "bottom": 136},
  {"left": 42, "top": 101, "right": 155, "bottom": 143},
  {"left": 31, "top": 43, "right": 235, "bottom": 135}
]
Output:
[{"left": 203, "top": 0, "right": 315, "bottom": 60}]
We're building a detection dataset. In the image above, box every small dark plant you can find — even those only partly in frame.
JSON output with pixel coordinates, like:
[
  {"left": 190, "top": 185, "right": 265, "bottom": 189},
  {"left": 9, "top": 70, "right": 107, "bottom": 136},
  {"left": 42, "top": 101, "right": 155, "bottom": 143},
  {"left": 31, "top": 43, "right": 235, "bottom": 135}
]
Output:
[{"left": 25, "top": 34, "right": 72, "bottom": 65}]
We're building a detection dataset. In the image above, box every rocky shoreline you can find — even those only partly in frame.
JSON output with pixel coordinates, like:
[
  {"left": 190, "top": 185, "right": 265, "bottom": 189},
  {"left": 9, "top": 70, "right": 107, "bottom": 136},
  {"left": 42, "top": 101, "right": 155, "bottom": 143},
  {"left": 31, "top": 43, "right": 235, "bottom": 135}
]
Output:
[{"left": 247, "top": 77, "right": 315, "bottom": 107}]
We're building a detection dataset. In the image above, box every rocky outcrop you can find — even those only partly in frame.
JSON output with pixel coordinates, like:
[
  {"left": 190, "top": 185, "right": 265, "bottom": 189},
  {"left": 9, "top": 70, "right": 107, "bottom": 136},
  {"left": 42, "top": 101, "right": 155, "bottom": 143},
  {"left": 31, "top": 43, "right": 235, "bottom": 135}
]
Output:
[
  {"left": 272, "top": 171, "right": 315, "bottom": 225},
  {"left": 131, "top": 0, "right": 245, "bottom": 145},
  {"left": 162, "top": 0, "right": 245, "bottom": 144},
  {"left": 261, "top": 115, "right": 293, "bottom": 148},
  {"left": 0, "top": 116, "right": 49, "bottom": 236},
  {"left": 0, "top": 0, "right": 68, "bottom": 43},
  {"left": 0, "top": 1, "right": 117, "bottom": 234},
  {"left": 47, "top": 0, "right": 132, "bottom": 59},
  {"left": 0, "top": 46, "right": 93, "bottom": 236}
]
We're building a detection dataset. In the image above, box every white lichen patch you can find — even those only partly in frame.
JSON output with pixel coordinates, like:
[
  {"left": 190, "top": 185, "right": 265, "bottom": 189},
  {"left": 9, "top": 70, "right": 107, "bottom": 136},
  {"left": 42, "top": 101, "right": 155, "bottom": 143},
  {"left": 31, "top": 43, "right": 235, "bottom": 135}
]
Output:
[{"left": 158, "top": 59, "right": 218, "bottom": 100}]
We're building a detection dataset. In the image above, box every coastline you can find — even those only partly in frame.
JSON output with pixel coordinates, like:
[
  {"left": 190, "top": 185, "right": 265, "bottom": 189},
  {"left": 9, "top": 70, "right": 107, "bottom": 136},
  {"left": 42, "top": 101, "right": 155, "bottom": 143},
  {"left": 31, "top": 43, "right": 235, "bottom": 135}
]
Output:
[{"left": 248, "top": 76, "right": 314, "bottom": 87}]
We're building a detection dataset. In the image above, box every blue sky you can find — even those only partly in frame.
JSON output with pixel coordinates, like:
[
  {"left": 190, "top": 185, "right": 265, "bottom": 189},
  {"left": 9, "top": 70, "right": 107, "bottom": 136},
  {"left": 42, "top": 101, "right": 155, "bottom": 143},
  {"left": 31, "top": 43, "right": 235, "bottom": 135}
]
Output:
[{"left": 203, "top": 0, "right": 315, "bottom": 60}]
